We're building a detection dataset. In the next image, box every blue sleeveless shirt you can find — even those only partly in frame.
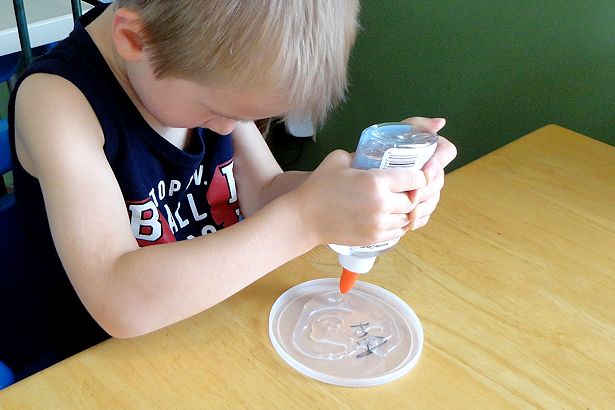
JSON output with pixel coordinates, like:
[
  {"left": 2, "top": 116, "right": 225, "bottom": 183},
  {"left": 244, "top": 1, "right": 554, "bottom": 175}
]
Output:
[{"left": 5, "top": 4, "right": 240, "bottom": 375}]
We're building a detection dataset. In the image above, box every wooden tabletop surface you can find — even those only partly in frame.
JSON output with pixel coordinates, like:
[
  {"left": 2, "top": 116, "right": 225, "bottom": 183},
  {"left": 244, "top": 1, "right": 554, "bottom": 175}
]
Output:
[{"left": 2, "top": 124, "right": 614, "bottom": 408}]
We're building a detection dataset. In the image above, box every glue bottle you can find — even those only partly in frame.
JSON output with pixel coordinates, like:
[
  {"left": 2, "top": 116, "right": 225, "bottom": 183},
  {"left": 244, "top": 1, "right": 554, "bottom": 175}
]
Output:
[{"left": 330, "top": 122, "right": 438, "bottom": 293}]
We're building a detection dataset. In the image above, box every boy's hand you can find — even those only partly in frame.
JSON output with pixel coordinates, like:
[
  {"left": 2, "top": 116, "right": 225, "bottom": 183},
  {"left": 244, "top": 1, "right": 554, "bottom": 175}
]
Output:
[
  {"left": 293, "top": 150, "right": 427, "bottom": 246},
  {"left": 293, "top": 117, "right": 457, "bottom": 246},
  {"left": 401, "top": 117, "right": 457, "bottom": 230}
]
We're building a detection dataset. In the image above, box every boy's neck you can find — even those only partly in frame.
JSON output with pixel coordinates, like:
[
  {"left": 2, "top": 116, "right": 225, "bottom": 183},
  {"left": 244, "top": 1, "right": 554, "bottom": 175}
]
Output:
[{"left": 85, "top": 6, "right": 193, "bottom": 150}]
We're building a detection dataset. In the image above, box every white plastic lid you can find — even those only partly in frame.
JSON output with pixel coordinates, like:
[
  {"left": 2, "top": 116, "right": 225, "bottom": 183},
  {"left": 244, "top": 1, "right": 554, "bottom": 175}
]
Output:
[
  {"left": 338, "top": 254, "right": 376, "bottom": 274},
  {"left": 269, "top": 278, "right": 423, "bottom": 387}
]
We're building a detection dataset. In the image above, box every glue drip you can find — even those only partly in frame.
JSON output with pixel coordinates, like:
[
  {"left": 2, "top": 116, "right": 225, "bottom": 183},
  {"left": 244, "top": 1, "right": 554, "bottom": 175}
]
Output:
[{"left": 292, "top": 290, "right": 401, "bottom": 360}]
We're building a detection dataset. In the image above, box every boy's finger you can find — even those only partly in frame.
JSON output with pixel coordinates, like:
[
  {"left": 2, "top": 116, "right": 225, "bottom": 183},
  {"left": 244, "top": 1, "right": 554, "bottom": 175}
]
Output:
[
  {"left": 378, "top": 213, "right": 412, "bottom": 230},
  {"left": 414, "top": 171, "right": 444, "bottom": 203},
  {"left": 432, "top": 135, "right": 457, "bottom": 169},
  {"left": 379, "top": 168, "right": 427, "bottom": 192},
  {"left": 409, "top": 193, "right": 440, "bottom": 223},
  {"left": 323, "top": 149, "right": 353, "bottom": 169},
  {"left": 371, "top": 226, "right": 410, "bottom": 245},
  {"left": 410, "top": 215, "right": 431, "bottom": 231},
  {"left": 422, "top": 156, "right": 442, "bottom": 183},
  {"left": 401, "top": 117, "right": 446, "bottom": 133},
  {"left": 386, "top": 192, "right": 416, "bottom": 214}
]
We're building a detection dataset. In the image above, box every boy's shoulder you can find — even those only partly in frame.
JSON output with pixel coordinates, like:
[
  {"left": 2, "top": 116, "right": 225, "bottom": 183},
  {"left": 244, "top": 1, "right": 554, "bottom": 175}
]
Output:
[{"left": 14, "top": 3, "right": 114, "bottom": 99}]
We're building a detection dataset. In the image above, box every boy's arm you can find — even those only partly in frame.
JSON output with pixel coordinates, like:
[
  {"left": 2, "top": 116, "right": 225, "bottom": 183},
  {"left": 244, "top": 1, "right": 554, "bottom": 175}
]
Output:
[
  {"left": 230, "top": 121, "right": 310, "bottom": 217},
  {"left": 15, "top": 75, "right": 313, "bottom": 337},
  {"left": 16, "top": 75, "right": 426, "bottom": 338}
]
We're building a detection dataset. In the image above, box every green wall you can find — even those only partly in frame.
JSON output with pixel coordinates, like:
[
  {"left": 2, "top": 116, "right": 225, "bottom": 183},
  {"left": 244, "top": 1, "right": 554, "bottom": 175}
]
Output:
[
  {"left": 288, "top": 0, "right": 615, "bottom": 171},
  {"left": 2, "top": 1, "right": 613, "bottom": 171}
]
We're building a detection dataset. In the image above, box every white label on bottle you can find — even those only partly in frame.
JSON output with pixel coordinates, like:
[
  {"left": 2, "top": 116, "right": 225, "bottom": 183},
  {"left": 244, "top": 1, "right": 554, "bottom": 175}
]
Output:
[
  {"left": 329, "top": 237, "right": 399, "bottom": 256},
  {"left": 380, "top": 145, "right": 437, "bottom": 170},
  {"left": 356, "top": 237, "right": 399, "bottom": 252}
]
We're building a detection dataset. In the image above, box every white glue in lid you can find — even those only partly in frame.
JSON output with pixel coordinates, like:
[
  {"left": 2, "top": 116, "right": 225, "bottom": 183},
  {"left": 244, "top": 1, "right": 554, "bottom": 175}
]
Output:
[{"left": 268, "top": 278, "right": 423, "bottom": 387}]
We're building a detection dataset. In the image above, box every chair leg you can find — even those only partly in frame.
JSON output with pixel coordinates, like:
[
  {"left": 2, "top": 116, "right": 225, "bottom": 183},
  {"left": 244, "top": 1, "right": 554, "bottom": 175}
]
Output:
[
  {"left": 71, "top": 0, "right": 83, "bottom": 21},
  {"left": 11, "top": 0, "right": 33, "bottom": 66}
]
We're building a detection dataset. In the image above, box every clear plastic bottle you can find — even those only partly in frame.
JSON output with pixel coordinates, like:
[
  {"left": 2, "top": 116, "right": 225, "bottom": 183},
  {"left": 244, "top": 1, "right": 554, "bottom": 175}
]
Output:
[{"left": 330, "top": 122, "right": 438, "bottom": 293}]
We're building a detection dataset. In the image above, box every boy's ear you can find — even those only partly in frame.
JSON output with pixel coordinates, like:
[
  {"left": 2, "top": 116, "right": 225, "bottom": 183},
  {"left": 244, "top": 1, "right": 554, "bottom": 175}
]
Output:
[{"left": 111, "top": 8, "right": 147, "bottom": 61}]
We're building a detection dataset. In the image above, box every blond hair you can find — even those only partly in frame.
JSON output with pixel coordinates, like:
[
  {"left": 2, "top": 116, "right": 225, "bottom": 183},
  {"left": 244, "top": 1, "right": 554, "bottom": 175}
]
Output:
[{"left": 114, "top": 0, "right": 360, "bottom": 123}]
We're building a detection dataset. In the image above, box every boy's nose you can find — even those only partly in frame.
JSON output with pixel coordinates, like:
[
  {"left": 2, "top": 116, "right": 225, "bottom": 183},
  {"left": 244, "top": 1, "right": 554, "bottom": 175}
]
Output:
[{"left": 204, "top": 118, "right": 237, "bottom": 135}]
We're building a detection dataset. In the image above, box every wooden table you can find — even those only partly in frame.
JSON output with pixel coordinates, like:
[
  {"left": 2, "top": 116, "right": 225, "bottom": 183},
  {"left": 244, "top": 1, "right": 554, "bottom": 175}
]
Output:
[
  {"left": 0, "top": 0, "right": 92, "bottom": 56},
  {"left": 2, "top": 125, "right": 614, "bottom": 407}
]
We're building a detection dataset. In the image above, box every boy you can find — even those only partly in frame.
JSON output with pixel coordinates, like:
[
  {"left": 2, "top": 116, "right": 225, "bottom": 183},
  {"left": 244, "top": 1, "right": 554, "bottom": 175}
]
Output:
[{"left": 6, "top": 0, "right": 456, "bottom": 378}]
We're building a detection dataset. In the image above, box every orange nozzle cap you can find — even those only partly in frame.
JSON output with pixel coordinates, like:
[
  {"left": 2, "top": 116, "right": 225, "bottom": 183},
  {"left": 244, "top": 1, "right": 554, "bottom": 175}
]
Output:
[{"left": 339, "top": 268, "right": 360, "bottom": 294}]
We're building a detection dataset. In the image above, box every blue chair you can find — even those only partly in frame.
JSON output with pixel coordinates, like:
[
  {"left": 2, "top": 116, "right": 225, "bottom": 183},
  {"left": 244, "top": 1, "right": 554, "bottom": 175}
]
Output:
[
  {"left": 0, "top": 360, "right": 14, "bottom": 389},
  {"left": 0, "top": 53, "right": 20, "bottom": 84}
]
